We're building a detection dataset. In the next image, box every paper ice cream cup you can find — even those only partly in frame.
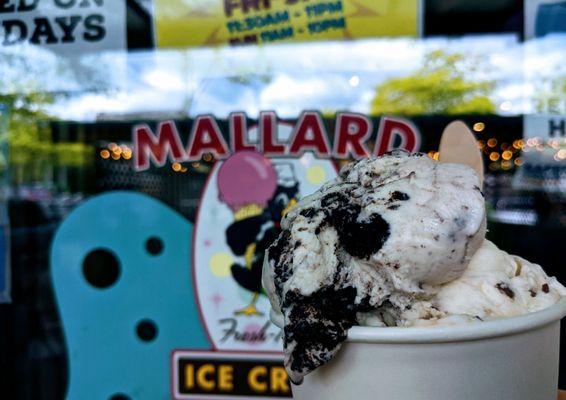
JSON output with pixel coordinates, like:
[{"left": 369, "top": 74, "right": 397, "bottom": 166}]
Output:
[{"left": 271, "top": 298, "right": 566, "bottom": 400}]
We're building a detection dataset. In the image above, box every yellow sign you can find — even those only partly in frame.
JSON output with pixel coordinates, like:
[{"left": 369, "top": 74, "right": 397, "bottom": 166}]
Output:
[
  {"left": 155, "top": 0, "right": 419, "bottom": 48},
  {"left": 172, "top": 351, "right": 291, "bottom": 399}
]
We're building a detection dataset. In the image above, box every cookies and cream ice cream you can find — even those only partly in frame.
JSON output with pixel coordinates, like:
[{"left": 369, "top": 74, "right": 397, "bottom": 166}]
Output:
[
  {"left": 359, "top": 239, "right": 566, "bottom": 328},
  {"left": 262, "top": 150, "right": 565, "bottom": 384}
]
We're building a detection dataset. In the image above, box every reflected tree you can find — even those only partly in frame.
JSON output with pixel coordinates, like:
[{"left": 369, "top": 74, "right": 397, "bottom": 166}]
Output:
[
  {"left": 0, "top": 48, "right": 94, "bottom": 188},
  {"left": 0, "top": 91, "right": 92, "bottom": 187},
  {"left": 370, "top": 50, "right": 496, "bottom": 116}
]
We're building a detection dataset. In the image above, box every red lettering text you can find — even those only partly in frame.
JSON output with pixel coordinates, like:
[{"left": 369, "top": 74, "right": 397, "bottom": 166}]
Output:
[
  {"left": 333, "top": 112, "right": 372, "bottom": 158},
  {"left": 133, "top": 121, "right": 185, "bottom": 171},
  {"left": 289, "top": 111, "right": 331, "bottom": 157},
  {"left": 230, "top": 112, "right": 256, "bottom": 152},
  {"left": 187, "top": 115, "right": 230, "bottom": 160},
  {"left": 374, "top": 116, "right": 420, "bottom": 156},
  {"left": 261, "top": 111, "right": 286, "bottom": 156}
]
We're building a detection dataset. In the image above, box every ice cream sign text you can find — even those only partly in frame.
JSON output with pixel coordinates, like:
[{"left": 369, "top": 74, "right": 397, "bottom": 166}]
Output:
[
  {"left": 172, "top": 351, "right": 291, "bottom": 399},
  {"left": 133, "top": 111, "right": 421, "bottom": 171}
]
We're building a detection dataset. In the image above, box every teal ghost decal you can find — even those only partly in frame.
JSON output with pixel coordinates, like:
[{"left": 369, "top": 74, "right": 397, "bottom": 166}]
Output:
[{"left": 50, "top": 191, "right": 211, "bottom": 400}]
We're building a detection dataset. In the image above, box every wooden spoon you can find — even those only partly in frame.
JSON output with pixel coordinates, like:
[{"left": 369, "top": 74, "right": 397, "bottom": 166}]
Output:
[{"left": 438, "top": 120, "right": 484, "bottom": 188}]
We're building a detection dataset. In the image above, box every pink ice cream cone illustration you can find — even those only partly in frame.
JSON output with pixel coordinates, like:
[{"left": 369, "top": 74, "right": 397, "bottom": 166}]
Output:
[{"left": 217, "top": 151, "right": 278, "bottom": 316}]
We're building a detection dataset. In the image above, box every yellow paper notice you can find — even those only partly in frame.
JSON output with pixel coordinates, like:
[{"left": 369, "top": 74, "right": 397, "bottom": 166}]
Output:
[{"left": 155, "top": 0, "right": 419, "bottom": 48}]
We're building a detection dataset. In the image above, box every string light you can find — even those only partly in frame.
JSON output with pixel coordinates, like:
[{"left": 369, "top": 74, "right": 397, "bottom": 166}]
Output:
[
  {"left": 473, "top": 122, "right": 485, "bottom": 132},
  {"left": 172, "top": 162, "right": 182, "bottom": 172},
  {"left": 103, "top": 143, "right": 134, "bottom": 160},
  {"left": 427, "top": 151, "right": 438, "bottom": 159},
  {"left": 477, "top": 140, "right": 485, "bottom": 149},
  {"left": 502, "top": 150, "right": 513, "bottom": 161},
  {"left": 203, "top": 153, "right": 213, "bottom": 162},
  {"left": 501, "top": 160, "right": 512, "bottom": 170},
  {"left": 514, "top": 157, "right": 523, "bottom": 166},
  {"left": 489, "top": 152, "right": 500, "bottom": 161},
  {"left": 489, "top": 162, "right": 500, "bottom": 171},
  {"left": 487, "top": 138, "right": 497, "bottom": 148}
]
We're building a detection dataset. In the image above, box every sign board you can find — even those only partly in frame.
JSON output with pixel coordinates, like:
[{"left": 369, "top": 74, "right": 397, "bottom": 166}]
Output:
[
  {"left": 132, "top": 112, "right": 421, "bottom": 171},
  {"left": 515, "top": 114, "right": 565, "bottom": 192},
  {"left": 155, "top": 0, "right": 420, "bottom": 48},
  {"left": 172, "top": 351, "right": 290, "bottom": 399},
  {"left": 0, "top": 0, "right": 126, "bottom": 54},
  {"left": 524, "top": 114, "right": 566, "bottom": 140}
]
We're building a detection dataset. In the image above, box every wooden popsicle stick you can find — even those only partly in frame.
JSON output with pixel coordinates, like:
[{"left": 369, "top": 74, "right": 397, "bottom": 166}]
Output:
[{"left": 438, "top": 120, "right": 484, "bottom": 188}]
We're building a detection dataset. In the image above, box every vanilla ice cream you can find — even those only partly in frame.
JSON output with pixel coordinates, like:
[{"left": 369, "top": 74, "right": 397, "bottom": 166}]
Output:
[{"left": 377, "top": 240, "right": 566, "bottom": 327}]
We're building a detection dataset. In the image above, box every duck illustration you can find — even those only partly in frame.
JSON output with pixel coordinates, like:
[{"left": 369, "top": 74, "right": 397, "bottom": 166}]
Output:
[{"left": 217, "top": 153, "right": 300, "bottom": 316}]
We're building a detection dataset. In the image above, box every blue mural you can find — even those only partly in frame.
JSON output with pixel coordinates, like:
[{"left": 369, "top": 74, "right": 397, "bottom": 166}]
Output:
[{"left": 50, "top": 191, "right": 211, "bottom": 399}]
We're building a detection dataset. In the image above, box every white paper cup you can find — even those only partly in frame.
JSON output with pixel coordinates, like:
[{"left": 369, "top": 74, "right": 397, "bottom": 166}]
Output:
[{"left": 271, "top": 298, "right": 566, "bottom": 400}]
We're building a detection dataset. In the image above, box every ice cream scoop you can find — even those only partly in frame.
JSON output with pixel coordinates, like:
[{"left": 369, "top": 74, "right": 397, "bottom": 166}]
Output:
[
  {"left": 358, "top": 239, "right": 566, "bottom": 327},
  {"left": 435, "top": 240, "right": 566, "bottom": 319},
  {"left": 263, "top": 150, "right": 487, "bottom": 383}
]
